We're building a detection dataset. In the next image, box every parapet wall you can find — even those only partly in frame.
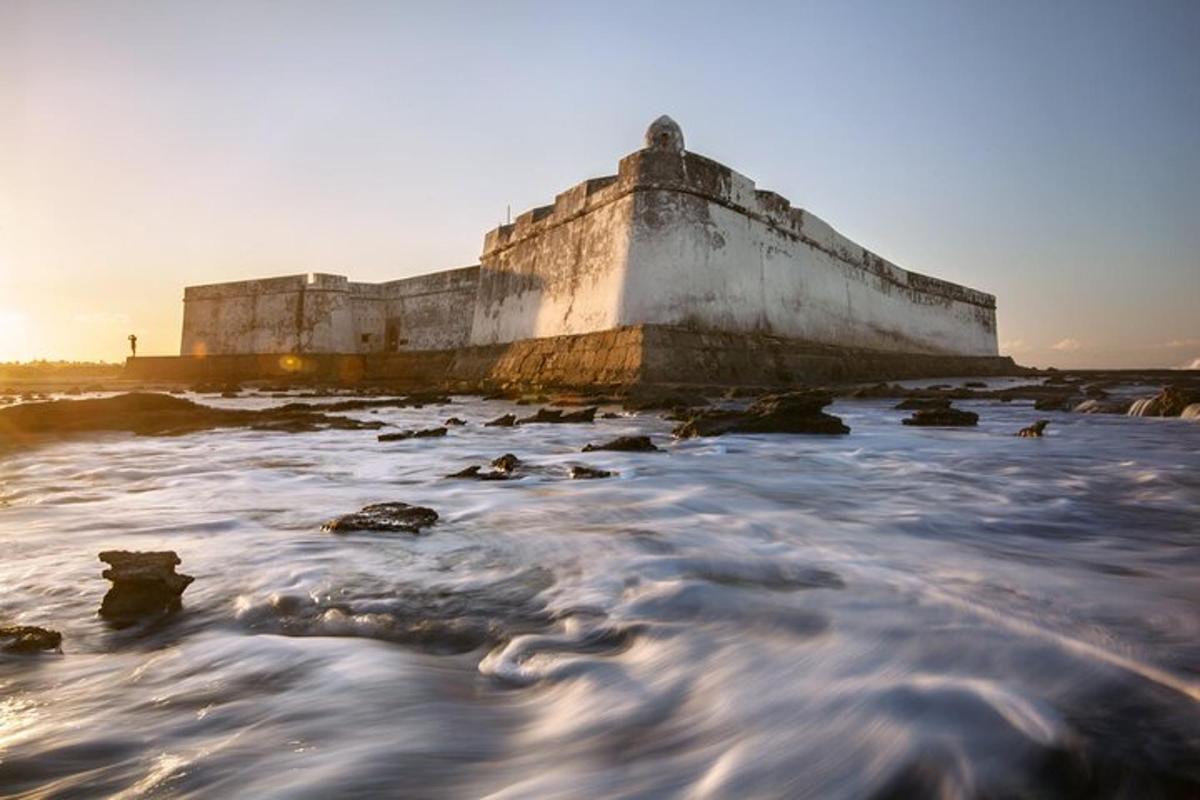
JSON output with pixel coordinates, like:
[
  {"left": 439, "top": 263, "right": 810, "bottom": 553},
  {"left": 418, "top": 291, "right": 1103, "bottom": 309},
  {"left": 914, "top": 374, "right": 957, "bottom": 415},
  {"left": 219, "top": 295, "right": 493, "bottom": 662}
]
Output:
[{"left": 475, "top": 146, "right": 998, "bottom": 356}]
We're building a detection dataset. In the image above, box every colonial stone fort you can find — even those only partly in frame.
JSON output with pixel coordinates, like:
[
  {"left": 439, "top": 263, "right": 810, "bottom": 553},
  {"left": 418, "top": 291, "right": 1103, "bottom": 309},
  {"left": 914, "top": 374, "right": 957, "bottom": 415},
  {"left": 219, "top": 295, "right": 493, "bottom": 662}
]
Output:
[{"left": 131, "top": 117, "right": 1010, "bottom": 388}]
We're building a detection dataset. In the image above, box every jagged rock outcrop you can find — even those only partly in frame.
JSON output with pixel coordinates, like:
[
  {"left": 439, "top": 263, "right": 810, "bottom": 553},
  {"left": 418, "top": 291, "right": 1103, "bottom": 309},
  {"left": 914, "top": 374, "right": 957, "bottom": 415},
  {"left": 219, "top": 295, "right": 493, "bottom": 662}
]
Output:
[
  {"left": 322, "top": 503, "right": 439, "bottom": 534},
  {"left": 447, "top": 454, "right": 522, "bottom": 480},
  {"left": 672, "top": 392, "right": 849, "bottom": 438},
  {"left": 98, "top": 550, "right": 195, "bottom": 623},
  {"left": 1, "top": 625, "right": 63, "bottom": 654},
  {"left": 516, "top": 407, "right": 597, "bottom": 424},
  {"left": 583, "top": 435, "right": 661, "bottom": 452},
  {"left": 1017, "top": 420, "right": 1050, "bottom": 437},
  {"left": 569, "top": 465, "right": 613, "bottom": 479},
  {"left": 484, "top": 413, "right": 517, "bottom": 427},
  {"left": 378, "top": 427, "right": 447, "bottom": 442}
]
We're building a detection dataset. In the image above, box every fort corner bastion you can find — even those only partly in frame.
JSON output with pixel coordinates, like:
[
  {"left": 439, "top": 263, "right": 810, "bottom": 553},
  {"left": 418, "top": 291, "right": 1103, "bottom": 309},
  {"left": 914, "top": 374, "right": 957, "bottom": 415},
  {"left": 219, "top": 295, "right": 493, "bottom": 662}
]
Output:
[{"left": 129, "top": 116, "right": 1014, "bottom": 390}]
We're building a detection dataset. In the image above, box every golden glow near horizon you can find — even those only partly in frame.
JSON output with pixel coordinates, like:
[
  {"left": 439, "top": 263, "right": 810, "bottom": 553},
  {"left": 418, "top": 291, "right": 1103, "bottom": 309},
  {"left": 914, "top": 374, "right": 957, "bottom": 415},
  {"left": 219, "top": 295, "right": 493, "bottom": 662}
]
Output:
[{"left": 1, "top": 2, "right": 1197, "bottom": 369}]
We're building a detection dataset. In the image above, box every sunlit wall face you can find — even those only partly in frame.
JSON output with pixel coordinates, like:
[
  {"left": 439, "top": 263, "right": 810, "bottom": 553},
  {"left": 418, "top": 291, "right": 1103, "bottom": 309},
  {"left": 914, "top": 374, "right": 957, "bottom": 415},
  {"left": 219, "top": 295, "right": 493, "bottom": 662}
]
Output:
[{"left": 0, "top": 1, "right": 1197, "bottom": 367}]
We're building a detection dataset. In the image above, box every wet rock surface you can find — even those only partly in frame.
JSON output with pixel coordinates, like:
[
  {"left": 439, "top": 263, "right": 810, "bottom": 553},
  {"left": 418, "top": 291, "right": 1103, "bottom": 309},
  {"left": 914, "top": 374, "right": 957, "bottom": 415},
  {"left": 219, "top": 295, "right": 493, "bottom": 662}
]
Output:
[
  {"left": 569, "top": 465, "right": 614, "bottom": 480},
  {"left": 516, "top": 407, "right": 597, "bottom": 424},
  {"left": 0, "top": 625, "right": 63, "bottom": 654},
  {"left": 484, "top": 413, "right": 517, "bottom": 427},
  {"left": 0, "top": 393, "right": 383, "bottom": 441},
  {"left": 98, "top": 550, "right": 195, "bottom": 624},
  {"left": 444, "top": 417, "right": 467, "bottom": 426},
  {"left": 322, "top": 503, "right": 439, "bottom": 534},
  {"left": 583, "top": 435, "right": 661, "bottom": 452},
  {"left": 447, "top": 454, "right": 522, "bottom": 481},
  {"left": 378, "top": 427, "right": 447, "bottom": 442},
  {"left": 1017, "top": 420, "right": 1050, "bottom": 437},
  {"left": 237, "top": 567, "right": 558, "bottom": 655},
  {"left": 672, "top": 392, "right": 850, "bottom": 438},
  {"left": 902, "top": 406, "right": 980, "bottom": 427}
]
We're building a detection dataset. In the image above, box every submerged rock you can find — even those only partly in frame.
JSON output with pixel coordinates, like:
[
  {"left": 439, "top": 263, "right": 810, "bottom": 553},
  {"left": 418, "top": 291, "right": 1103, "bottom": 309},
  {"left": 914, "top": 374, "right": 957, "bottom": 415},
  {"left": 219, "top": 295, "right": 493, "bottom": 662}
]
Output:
[
  {"left": 444, "top": 417, "right": 467, "bottom": 426},
  {"left": 484, "top": 413, "right": 517, "bottom": 427},
  {"left": 516, "top": 407, "right": 597, "bottom": 424},
  {"left": 447, "top": 453, "right": 521, "bottom": 481},
  {"left": 98, "top": 550, "right": 195, "bottom": 624},
  {"left": 1017, "top": 420, "right": 1050, "bottom": 437},
  {"left": 322, "top": 503, "right": 439, "bottom": 534},
  {"left": 0, "top": 625, "right": 63, "bottom": 654},
  {"left": 902, "top": 407, "right": 979, "bottom": 427},
  {"left": 672, "top": 392, "right": 849, "bottom": 438},
  {"left": 569, "top": 465, "right": 614, "bottom": 480},
  {"left": 583, "top": 435, "right": 661, "bottom": 452},
  {"left": 378, "top": 427, "right": 447, "bottom": 442}
]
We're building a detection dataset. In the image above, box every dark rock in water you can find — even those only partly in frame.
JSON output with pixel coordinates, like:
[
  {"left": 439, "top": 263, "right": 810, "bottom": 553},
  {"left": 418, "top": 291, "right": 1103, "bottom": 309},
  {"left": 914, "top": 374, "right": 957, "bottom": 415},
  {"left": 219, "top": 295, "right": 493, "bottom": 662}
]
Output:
[
  {"left": 570, "top": 465, "right": 613, "bottom": 480},
  {"left": 492, "top": 453, "right": 521, "bottom": 472},
  {"left": 484, "top": 413, "right": 517, "bottom": 427},
  {"left": 444, "top": 417, "right": 467, "bottom": 426},
  {"left": 583, "top": 435, "right": 661, "bottom": 452},
  {"left": 517, "top": 406, "right": 597, "bottom": 424},
  {"left": 446, "top": 465, "right": 511, "bottom": 481},
  {"left": 902, "top": 407, "right": 979, "bottom": 427},
  {"left": 1017, "top": 420, "right": 1050, "bottom": 437},
  {"left": 962, "top": 381, "right": 987, "bottom": 388},
  {"left": 322, "top": 502, "right": 439, "bottom": 534},
  {"left": 378, "top": 427, "right": 447, "bottom": 442},
  {"left": 1, "top": 625, "right": 62, "bottom": 654},
  {"left": 894, "top": 397, "right": 952, "bottom": 411},
  {"left": 98, "top": 550, "right": 195, "bottom": 624},
  {"left": 0, "top": 392, "right": 383, "bottom": 443},
  {"left": 600, "top": 412, "right": 621, "bottom": 419},
  {"left": 447, "top": 453, "right": 521, "bottom": 480},
  {"left": 672, "top": 392, "right": 849, "bottom": 438}
]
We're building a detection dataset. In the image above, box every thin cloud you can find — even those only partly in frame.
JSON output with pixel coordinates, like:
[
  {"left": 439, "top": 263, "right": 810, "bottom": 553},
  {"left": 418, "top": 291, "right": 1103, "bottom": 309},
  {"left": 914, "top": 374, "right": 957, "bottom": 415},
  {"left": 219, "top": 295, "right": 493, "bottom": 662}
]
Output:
[
  {"left": 1160, "top": 338, "right": 1200, "bottom": 349},
  {"left": 1051, "top": 338, "right": 1083, "bottom": 352},
  {"left": 1000, "top": 339, "right": 1031, "bottom": 354}
]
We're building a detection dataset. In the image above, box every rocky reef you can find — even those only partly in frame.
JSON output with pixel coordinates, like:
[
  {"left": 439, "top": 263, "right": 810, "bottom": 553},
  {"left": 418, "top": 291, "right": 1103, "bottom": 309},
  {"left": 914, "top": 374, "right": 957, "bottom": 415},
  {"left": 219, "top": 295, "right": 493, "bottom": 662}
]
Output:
[
  {"left": 672, "top": 392, "right": 849, "bottom": 438},
  {"left": 98, "top": 550, "right": 195, "bottom": 625}
]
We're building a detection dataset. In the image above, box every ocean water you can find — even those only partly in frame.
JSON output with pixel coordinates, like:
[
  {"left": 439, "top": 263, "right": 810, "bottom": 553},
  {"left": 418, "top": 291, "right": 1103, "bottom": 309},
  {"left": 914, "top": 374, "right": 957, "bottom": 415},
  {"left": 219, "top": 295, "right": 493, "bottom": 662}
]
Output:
[{"left": 1, "top": 387, "right": 1198, "bottom": 798}]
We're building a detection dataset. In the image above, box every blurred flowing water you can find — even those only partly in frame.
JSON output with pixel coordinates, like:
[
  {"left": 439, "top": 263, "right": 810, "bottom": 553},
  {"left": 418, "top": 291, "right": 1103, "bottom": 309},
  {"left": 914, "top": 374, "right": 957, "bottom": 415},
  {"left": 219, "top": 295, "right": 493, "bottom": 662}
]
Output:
[{"left": 1, "top": 387, "right": 1198, "bottom": 798}]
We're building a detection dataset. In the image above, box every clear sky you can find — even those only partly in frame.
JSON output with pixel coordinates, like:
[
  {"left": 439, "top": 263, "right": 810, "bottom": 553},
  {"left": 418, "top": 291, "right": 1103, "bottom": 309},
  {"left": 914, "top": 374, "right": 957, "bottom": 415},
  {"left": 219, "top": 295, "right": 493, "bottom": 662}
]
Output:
[{"left": 1, "top": 0, "right": 1197, "bottom": 368}]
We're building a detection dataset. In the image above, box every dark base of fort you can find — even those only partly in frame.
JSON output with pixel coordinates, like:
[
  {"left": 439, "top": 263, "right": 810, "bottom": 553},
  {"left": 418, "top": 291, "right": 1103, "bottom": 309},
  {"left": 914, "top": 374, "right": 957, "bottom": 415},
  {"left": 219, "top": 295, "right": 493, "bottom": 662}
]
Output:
[{"left": 124, "top": 325, "right": 1023, "bottom": 391}]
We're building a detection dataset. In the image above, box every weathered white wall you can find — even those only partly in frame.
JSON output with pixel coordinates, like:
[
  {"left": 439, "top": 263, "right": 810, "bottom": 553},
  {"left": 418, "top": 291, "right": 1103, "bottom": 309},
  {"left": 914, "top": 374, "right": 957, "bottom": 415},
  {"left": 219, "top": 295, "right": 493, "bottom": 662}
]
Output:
[
  {"left": 470, "top": 178, "right": 632, "bottom": 346},
  {"left": 180, "top": 268, "right": 480, "bottom": 355},
  {"left": 382, "top": 266, "right": 479, "bottom": 350},
  {"left": 621, "top": 190, "right": 998, "bottom": 355},
  {"left": 474, "top": 146, "right": 997, "bottom": 356}
]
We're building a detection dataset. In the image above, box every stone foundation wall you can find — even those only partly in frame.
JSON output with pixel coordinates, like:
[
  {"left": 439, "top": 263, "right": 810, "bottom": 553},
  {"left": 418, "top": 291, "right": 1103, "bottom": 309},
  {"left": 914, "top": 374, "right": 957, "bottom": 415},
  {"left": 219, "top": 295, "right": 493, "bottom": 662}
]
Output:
[{"left": 129, "top": 325, "right": 1018, "bottom": 391}]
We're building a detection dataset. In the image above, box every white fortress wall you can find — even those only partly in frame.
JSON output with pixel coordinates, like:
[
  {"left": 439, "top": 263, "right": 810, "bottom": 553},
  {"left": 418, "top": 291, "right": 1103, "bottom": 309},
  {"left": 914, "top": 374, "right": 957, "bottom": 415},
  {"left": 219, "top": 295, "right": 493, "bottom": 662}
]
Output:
[
  {"left": 180, "top": 268, "right": 481, "bottom": 355},
  {"left": 380, "top": 265, "right": 479, "bottom": 350},
  {"left": 470, "top": 177, "right": 634, "bottom": 346}
]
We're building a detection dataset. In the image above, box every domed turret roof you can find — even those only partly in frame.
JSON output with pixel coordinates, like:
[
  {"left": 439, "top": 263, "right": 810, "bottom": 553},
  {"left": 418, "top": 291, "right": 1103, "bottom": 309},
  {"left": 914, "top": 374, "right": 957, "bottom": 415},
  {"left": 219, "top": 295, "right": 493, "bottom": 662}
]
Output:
[{"left": 645, "top": 115, "right": 684, "bottom": 152}]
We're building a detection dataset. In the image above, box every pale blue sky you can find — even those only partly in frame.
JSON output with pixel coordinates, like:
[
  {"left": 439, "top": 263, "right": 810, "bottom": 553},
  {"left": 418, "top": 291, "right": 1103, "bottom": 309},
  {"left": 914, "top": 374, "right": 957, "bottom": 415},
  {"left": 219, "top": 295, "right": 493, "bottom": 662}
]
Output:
[{"left": 1, "top": 0, "right": 1197, "bottom": 366}]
